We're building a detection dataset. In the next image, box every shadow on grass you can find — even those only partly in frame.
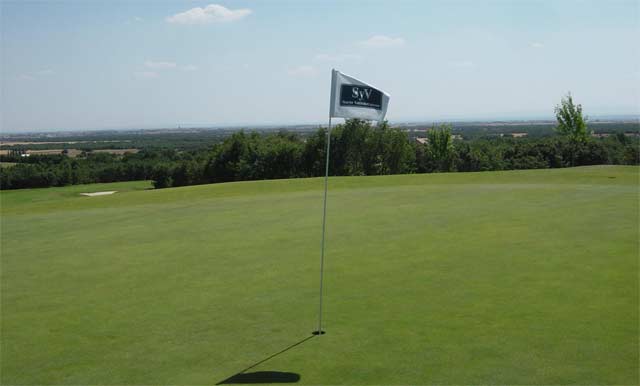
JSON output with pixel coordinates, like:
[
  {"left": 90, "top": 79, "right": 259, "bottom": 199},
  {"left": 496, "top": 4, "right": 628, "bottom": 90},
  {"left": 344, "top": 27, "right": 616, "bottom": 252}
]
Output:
[
  {"left": 217, "top": 371, "right": 300, "bottom": 384},
  {"left": 216, "top": 335, "right": 314, "bottom": 384}
]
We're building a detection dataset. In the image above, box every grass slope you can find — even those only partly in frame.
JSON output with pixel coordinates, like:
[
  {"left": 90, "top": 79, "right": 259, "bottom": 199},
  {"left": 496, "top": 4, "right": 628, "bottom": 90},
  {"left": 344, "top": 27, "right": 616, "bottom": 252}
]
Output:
[{"left": 1, "top": 166, "right": 638, "bottom": 385}]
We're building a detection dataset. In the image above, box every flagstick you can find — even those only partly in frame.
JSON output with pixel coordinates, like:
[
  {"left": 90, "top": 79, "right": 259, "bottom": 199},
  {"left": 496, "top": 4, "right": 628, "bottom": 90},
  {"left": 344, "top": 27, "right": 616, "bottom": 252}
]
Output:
[{"left": 315, "top": 117, "right": 331, "bottom": 336}]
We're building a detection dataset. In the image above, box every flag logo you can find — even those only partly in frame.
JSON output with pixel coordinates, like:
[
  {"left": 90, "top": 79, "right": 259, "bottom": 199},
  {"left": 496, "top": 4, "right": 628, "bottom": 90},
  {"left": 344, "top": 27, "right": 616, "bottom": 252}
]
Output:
[
  {"left": 330, "top": 69, "right": 390, "bottom": 121},
  {"left": 340, "top": 84, "right": 383, "bottom": 110}
]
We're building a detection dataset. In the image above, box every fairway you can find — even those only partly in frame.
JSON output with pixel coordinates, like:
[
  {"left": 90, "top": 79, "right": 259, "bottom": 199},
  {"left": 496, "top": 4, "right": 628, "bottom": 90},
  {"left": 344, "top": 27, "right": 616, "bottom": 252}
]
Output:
[{"left": 1, "top": 166, "right": 638, "bottom": 384}]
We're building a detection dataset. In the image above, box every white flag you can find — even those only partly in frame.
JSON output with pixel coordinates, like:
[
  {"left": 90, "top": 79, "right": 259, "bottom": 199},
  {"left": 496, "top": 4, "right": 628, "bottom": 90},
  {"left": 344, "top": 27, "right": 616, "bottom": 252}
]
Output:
[{"left": 329, "top": 69, "right": 390, "bottom": 122}]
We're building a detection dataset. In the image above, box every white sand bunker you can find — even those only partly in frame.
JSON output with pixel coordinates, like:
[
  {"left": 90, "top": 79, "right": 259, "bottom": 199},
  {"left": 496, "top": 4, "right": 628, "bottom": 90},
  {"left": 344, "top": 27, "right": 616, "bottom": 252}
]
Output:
[{"left": 80, "top": 191, "right": 117, "bottom": 197}]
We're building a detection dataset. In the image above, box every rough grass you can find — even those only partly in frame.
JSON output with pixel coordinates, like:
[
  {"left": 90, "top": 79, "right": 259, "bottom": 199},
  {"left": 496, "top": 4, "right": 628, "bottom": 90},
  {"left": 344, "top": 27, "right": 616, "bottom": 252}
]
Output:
[{"left": 1, "top": 166, "right": 638, "bottom": 385}]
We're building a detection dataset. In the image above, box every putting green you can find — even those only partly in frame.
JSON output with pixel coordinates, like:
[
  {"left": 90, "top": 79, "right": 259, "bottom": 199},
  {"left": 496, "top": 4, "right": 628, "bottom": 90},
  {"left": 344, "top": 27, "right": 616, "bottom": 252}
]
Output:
[{"left": 1, "top": 166, "right": 638, "bottom": 384}]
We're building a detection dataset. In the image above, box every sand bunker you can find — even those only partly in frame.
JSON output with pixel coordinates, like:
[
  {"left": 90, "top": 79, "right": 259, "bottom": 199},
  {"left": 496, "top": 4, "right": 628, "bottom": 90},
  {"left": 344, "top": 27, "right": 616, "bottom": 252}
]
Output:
[{"left": 80, "top": 191, "right": 117, "bottom": 197}]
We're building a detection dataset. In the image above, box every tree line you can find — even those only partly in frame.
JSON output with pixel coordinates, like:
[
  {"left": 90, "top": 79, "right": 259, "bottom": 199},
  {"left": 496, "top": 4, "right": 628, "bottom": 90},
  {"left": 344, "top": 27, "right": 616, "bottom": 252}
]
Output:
[{"left": 1, "top": 120, "right": 637, "bottom": 190}]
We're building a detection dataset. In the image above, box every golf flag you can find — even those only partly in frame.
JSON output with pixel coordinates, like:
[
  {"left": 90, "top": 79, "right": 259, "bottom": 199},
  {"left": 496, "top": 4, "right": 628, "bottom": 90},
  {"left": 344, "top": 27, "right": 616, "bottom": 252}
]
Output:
[
  {"left": 329, "top": 69, "right": 390, "bottom": 122},
  {"left": 316, "top": 69, "right": 391, "bottom": 336}
]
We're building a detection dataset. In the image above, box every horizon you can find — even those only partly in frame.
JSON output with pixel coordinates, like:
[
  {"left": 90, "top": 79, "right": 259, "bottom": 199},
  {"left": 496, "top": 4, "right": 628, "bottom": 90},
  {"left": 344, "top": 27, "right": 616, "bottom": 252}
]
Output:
[
  {"left": 2, "top": 113, "right": 639, "bottom": 137},
  {"left": 2, "top": 0, "right": 639, "bottom": 133}
]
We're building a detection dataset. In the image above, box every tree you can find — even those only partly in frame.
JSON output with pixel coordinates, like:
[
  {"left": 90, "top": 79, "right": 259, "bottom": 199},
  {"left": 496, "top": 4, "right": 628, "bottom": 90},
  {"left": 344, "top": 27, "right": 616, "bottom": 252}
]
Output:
[
  {"left": 380, "top": 121, "right": 415, "bottom": 174},
  {"left": 554, "top": 93, "right": 589, "bottom": 143},
  {"left": 426, "top": 124, "right": 456, "bottom": 172},
  {"left": 301, "top": 128, "right": 328, "bottom": 177},
  {"left": 333, "top": 119, "right": 371, "bottom": 176},
  {"left": 152, "top": 164, "right": 174, "bottom": 189}
]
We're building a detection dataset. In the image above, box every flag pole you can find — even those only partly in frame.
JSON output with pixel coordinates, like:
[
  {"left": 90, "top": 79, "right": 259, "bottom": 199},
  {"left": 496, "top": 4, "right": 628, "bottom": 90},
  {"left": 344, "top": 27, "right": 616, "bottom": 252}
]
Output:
[{"left": 315, "top": 116, "right": 331, "bottom": 336}]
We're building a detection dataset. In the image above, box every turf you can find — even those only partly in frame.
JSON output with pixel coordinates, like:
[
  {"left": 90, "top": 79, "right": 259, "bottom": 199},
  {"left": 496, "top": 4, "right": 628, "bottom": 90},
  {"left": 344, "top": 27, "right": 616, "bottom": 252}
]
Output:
[{"left": 1, "top": 166, "right": 638, "bottom": 385}]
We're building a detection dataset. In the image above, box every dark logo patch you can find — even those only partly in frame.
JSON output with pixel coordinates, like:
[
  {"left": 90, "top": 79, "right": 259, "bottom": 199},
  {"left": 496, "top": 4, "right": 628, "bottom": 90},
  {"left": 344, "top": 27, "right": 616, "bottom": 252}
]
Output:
[{"left": 340, "top": 84, "right": 382, "bottom": 110}]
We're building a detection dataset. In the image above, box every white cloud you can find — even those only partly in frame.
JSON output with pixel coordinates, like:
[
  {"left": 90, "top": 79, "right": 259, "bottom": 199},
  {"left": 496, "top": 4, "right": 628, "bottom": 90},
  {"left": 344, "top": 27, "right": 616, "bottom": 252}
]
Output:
[
  {"left": 451, "top": 60, "right": 475, "bottom": 69},
  {"left": 136, "top": 71, "right": 159, "bottom": 78},
  {"left": 145, "top": 61, "right": 177, "bottom": 69},
  {"left": 36, "top": 69, "right": 54, "bottom": 75},
  {"left": 17, "top": 70, "right": 53, "bottom": 80},
  {"left": 530, "top": 42, "right": 544, "bottom": 48},
  {"left": 314, "top": 53, "right": 361, "bottom": 62},
  {"left": 288, "top": 65, "right": 316, "bottom": 77},
  {"left": 166, "top": 4, "right": 251, "bottom": 25},
  {"left": 360, "top": 35, "right": 405, "bottom": 48},
  {"left": 181, "top": 64, "right": 198, "bottom": 71}
]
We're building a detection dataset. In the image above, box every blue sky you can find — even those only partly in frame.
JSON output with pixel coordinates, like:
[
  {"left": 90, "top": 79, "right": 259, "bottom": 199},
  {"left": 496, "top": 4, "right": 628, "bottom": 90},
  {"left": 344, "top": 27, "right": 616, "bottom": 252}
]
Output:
[{"left": 1, "top": 0, "right": 639, "bottom": 132}]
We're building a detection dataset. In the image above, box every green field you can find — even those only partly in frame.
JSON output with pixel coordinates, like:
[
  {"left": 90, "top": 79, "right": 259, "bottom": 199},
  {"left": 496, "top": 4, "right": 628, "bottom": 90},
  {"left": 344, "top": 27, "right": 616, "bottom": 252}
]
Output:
[{"left": 1, "top": 166, "right": 638, "bottom": 385}]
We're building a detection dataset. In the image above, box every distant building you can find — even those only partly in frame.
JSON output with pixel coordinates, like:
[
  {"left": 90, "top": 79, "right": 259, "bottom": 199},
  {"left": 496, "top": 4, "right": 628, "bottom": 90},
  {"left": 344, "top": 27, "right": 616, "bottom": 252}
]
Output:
[
  {"left": 591, "top": 133, "right": 611, "bottom": 138},
  {"left": 415, "top": 137, "right": 428, "bottom": 145},
  {"left": 452, "top": 134, "right": 463, "bottom": 140},
  {"left": 511, "top": 132, "right": 528, "bottom": 138}
]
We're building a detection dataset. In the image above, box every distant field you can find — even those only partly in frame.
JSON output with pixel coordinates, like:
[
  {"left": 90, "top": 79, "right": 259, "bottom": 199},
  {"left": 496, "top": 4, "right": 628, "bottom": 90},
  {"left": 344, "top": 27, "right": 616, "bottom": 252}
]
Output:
[
  {"left": 0, "top": 140, "right": 132, "bottom": 146},
  {"left": 1, "top": 166, "right": 638, "bottom": 384},
  {"left": 22, "top": 149, "right": 66, "bottom": 156},
  {"left": 0, "top": 148, "right": 139, "bottom": 158},
  {"left": 92, "top": 148, "right": 139, "bottom": 155}
]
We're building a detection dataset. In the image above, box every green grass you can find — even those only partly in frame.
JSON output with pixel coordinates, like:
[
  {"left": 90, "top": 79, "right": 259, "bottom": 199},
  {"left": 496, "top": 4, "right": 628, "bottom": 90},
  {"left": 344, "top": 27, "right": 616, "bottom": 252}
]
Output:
[{"left": 1, "top": 166, "right": 638, "bottom": 385}]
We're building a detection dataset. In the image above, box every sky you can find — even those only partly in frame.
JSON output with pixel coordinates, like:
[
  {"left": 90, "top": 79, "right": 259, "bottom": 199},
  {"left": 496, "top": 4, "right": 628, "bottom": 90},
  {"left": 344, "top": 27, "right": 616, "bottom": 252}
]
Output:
[{"left": 1, "top": 0, "right": 639, "bottom": 132}]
